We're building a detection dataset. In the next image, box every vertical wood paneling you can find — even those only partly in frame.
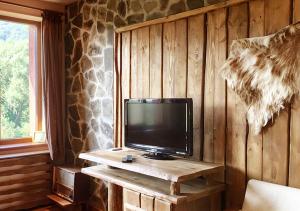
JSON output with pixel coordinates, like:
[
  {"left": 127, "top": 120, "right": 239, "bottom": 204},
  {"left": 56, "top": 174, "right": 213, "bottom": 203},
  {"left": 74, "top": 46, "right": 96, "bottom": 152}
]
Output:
[
  {"left": 294, "top": 0, "right": 300, "bottom": 22},
  {"left": 139, "top": 27, "right": 150, "bottom": 98},
  {"left": 289, "top": 0, "right": 300, "bottom": 188},
  {"left": 122, "top": 32, "right": 131, "bottom": 99},
  {"left": 114, "top": 33, "right": 122, "bottom": 147},
  {"left": 131, "top": 29, "right": 137, "bottom": 98},
  {"left": 121, "top": 31, "right": 131, "bottom": 145},
  {"left": 150, "top": 24, "right": 163, "bottom": 98},
  {"left": 226, "top": 3, "right": 249, "bottom": 209},
  {"left": 162, "top": 21, "right": 175, "bottom": 98},
  {"left": 108, "top": 183, "right": 123, "bottom": 211},
  {"left": 163, "top": 19, "right": 187, "bottom": 98},
  {"left": 131, "top": 27, "right": 150, "bottom": 98},
  {"left": 117, "top": 0, "right": 297, "bottom": 208},
  {"left": 246, "top": 0, "right": 265, "bottom": 181},
  {"left": 264, "top": 0, "right": 291, "bottom": 35},
  {"left": 262, "top": 0, "right": 291, "bottom": 185},
  {"left": 203, "top": 8, "right": 227, "bottom": 167},
  {"left": 187, "top": 14, "right": 205, "bottom": 160}
]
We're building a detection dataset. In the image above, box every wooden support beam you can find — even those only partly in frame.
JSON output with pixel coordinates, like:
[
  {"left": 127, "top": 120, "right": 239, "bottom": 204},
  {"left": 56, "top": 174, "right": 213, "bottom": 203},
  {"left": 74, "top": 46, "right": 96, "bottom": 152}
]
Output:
[
  {"left": 108, "top": 183, "right": 123, "bottom": 211},
  {"left": 170, "top": 182, "right": 181, "bottom": 195}
]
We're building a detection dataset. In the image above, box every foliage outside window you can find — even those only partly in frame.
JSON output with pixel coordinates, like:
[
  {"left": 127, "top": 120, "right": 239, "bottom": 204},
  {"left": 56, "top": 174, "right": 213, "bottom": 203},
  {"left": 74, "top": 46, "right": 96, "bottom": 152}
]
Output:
[{"left": 0, "top": 19, "right": 42, "bottom": 141}]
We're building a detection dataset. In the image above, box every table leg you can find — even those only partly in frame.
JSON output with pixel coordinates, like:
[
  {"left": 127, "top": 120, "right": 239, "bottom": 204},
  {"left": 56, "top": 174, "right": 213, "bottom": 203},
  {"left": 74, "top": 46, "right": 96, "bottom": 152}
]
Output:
[
  {"left": 170, "top": 182, "right": 180, "bottom": 195},
  {"left": 108, "top": 183, "right": 123, "bottom": 211}
]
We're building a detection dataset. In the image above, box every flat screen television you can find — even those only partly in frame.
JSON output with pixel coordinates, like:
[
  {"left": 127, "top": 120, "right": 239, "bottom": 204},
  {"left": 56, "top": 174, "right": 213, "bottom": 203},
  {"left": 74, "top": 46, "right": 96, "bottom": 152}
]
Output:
[{"left": 124, "top": 98, "right": 193, "bottom": 159}]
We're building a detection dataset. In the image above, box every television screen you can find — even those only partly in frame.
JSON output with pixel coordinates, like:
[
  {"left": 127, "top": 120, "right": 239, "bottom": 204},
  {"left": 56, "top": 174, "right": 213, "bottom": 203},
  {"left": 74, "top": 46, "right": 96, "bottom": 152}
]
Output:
[{"left": 124, "top": 98, "right": 193, "bottom": 157}]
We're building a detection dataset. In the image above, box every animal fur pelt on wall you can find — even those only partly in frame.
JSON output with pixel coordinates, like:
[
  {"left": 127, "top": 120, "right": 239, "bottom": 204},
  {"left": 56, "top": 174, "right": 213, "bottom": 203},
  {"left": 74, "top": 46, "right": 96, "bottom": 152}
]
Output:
[{"left": 220, "top": 22, "right": 300, "bottom": 134}]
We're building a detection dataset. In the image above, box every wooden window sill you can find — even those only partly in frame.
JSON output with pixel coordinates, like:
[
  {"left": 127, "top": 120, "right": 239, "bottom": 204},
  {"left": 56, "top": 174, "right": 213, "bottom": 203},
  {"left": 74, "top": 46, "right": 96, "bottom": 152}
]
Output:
[{"left": 0, "top": 142, "right": 49, "bottom": 159}]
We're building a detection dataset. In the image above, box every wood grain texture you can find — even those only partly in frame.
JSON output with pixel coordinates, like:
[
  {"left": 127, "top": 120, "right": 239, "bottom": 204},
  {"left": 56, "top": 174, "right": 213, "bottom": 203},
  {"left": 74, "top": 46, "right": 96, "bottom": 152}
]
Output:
[
  {"left": 226, "top": 3, "right": 249, "bottom": 209},
  {"left": 294, "top": 0, "right": 300, "bottom": 23},
  {"left": 246, "top": 0, "right": 264, "bottom": 181},
  {"left": 154, "top": 199, "right": 172, "bottom": 211},
  {"left": 121, "top": 31, "right": 131, "bottom": 146},
  {"left": 115, "top": 0, "right": 298, "bottom": 208},
  {"left": 141, "top": 194, "right": 154, "bottom": 211},
  {"left": 82, "top": 165, "right": 225, "bottom": 205},
  {"left": 0, "top": 199, "right": 50, "bottom": 211},
  {"left": 0, "top": 0, "right": 66, "bottom": 12},
  {"left": 170, "top": 182, "right": 180, "bottom": 195},
  {"left": 0, "top": 193, "right": 50, "bottom": 210},
  {"left": 0, "top": 153, "right": 51, "bottom": 210},
  {"left": 0, "top": 150, "right": 49, "bottom": 160},
  {"left": 80, "top": 149, "right": 224, "bottom": 183},
  {"left": 173, "top": 197, "right": 211, "bottom": 211},
  {"left": 0, "top": 164, "right": 50, "bottom": 177},
  {"left": 122, "top": 32, "right": 131, "bottom": 97},
  {"left": 0, "top": 1, "right": 43, "bottom": 19},
  {"left": 149, "top": 24, "right": 163, "bottom": 98},
  {"left": 118, "top": 33, "right": 122, "bottom": 147},
  {"left": 264, "top": 0, "right": 291, "bottom": 35},
  {"left": 262, "top": 0, "right": 291, "bottom": 185},
  {"left": 47, "top": 194, "right": 72, "bottom": 207},
  {"left": 0, "top": 172, "right": 51, "bottom": 186},
  {"left": 0, "top": 153, "right": 49, "bottom": 167},
  {"left": 203, "top": 8, "right": 227, "bottom": 168},
  {"left": 289, "top": 0, "right": 300, "bottom": 188},
  {"left": 108, "top": 183, "right": 123, "bottom": 211},
  {"left": 1, "top": 199, "right": 50, "bottom": 211},
  {"left": 210, "top": 193, "right": 222, "bottom": 211},
  {"left": 0, "top": 143, "right": 48, "bottom": 156},
  {"left": 131, "top": 27, "right": 150, "bottom": 98},
  {"left": 0, "top": 181, "right": 50, "bottom": 196},
  {"left": 114, "top": 32, "right": 122, "bottom": 147},
  {"left": 163, "top": 19, "right": 187, "bottom": 98},
  {"left": 115, "top": 0, "right": 252, "bottom": 33},
  {"left": 123, "top": 188, "right": 140, "bottom": 211},
  {"left": 187, "top": 14, "right": 205, "bottom": 161}
]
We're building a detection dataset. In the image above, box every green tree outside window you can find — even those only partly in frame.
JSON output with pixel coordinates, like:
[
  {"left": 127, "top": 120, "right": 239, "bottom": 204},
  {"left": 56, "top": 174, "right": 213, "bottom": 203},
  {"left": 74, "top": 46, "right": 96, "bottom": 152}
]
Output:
[{"left": 0, "top": 20, "right": 30, "bottom": 139}]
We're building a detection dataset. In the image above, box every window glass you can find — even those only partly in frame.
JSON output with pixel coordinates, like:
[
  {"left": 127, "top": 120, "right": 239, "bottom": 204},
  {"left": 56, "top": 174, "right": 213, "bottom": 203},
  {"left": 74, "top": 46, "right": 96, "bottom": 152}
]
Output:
[{"left": 0, "top": 20, "right": 31, "bottom": 139}]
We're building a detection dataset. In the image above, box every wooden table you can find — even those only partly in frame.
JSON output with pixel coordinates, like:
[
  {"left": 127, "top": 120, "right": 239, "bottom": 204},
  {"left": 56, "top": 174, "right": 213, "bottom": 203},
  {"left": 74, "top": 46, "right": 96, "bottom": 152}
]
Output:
[{"left": 79, "top": 148, "right": 224, "bottom": 211}]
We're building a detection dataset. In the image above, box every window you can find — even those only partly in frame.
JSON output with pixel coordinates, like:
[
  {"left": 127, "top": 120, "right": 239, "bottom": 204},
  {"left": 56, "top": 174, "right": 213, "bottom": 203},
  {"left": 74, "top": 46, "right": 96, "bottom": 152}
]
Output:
[{"left": 0, "top": 17, "right": 42, "bottom": 143}]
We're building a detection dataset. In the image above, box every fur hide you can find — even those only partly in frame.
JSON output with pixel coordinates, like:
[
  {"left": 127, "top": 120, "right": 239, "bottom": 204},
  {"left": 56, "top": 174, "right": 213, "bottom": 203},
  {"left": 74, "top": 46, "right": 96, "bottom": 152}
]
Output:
[{"left": 221, "top": 22, "right": 300, "bottom": 134}]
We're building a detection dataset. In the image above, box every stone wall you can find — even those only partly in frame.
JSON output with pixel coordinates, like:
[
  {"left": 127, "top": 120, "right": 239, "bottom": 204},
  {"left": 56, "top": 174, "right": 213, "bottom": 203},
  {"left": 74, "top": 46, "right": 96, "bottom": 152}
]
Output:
[{"left": 65, "top": 0, "right": 224, "bottom": 210}]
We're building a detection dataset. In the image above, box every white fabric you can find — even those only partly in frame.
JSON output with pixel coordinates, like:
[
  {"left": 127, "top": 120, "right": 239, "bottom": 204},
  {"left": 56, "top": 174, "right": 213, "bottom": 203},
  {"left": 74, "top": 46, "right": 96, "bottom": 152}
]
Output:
[
  {"left": 242, "top": 179, "right": 300, "bottom": 211},
  {"left": 220, "top": 22, "right": 300, "bottom": 134}
]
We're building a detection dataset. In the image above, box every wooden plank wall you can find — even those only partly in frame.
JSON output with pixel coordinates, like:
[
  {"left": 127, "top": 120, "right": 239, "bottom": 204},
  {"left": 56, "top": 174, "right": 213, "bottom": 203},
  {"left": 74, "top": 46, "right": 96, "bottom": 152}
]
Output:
[
  {"left": 115, "top": 0, "right": 300, "bottom": 209},
  {"left": 290, "top": 0, "right": 300, "bottom": 189},
  {"left": 0, "top": 154, "right": 51, "bottom": 209},
  {"left": 226, "top": 3, "right": 248, "bottom": 207},
  {"left": 246, "top": 0, "right": 264, "bottom": 182}
]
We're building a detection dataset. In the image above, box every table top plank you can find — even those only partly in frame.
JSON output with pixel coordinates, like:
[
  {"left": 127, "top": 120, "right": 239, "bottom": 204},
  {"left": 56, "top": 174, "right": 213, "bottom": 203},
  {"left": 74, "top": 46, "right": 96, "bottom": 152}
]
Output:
[{"left": 79, "top": 148, "right": 224, "bottom": 182}]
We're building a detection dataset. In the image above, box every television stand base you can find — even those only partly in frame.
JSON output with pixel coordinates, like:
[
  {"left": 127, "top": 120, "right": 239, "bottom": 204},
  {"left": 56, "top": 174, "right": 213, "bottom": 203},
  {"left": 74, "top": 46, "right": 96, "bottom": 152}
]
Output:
[{"left": 142, "top": 152, "right": 175, "bottom": 160}]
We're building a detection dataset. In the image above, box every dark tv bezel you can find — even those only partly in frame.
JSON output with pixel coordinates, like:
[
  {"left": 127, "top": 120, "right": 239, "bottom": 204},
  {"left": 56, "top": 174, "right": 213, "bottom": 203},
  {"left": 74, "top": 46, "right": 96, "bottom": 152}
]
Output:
[{"left": 124, "top": 98, "right": 193, "bottom": 157}]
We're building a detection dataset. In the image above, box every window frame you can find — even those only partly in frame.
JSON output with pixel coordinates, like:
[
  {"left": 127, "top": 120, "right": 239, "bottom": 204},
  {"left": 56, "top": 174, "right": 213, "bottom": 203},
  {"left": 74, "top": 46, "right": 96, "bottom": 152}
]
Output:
[{"left": 0, "top": 15, "right": 43, "bottom": 144}]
